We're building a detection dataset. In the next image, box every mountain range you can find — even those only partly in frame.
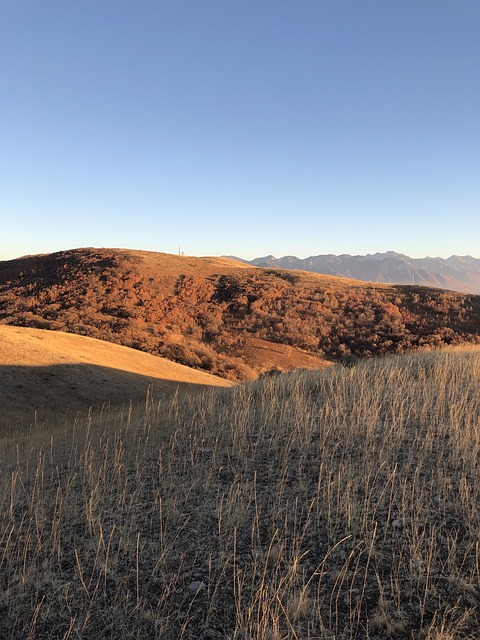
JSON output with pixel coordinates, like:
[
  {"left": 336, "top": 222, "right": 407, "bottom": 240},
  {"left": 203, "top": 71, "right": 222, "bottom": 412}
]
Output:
[{"left": 229, "top": 252, "right": 480, "bottom": 294}]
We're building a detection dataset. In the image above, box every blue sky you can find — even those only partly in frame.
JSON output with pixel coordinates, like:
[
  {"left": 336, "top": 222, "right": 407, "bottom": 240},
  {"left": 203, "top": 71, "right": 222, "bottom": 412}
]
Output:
[{"left": 1, "top": 0, "right": 479, "bottom": 261}]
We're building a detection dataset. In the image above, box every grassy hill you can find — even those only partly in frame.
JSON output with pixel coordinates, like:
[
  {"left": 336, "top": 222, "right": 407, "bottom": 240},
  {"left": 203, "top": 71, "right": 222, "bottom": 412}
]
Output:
[
  {"left": 0, "top": 325, "right": 231, "bottom": 429},
  {"left": 1, "top": 348, "right": 479, "bottom": 638},
  {"left": 1, "top": 247, "right": 479, "bottom": 380}
]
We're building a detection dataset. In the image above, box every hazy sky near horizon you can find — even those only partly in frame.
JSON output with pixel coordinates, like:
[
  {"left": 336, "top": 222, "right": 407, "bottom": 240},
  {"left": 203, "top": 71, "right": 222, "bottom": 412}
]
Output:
[{"left": 1, "top": 0, "right": 479, "bottom": 261}]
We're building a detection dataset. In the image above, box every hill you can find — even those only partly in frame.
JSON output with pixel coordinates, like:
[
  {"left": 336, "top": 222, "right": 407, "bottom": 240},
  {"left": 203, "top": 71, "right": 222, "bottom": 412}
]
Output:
[
  {"left": 0, "top": 247, "right": 479, "bottom": 380},
  {"left": 0, "top": 325, "right": 231, "bottom": 428},
  {"left": 1, "top": 348, "right": 480, "bottom": 638},
  {"left": 236, "top": 251, "right": 480, "bottom": 294}
]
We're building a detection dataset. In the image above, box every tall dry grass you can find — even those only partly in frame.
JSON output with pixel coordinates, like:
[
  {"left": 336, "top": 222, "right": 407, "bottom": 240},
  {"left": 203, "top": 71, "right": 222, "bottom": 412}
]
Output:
[{"left": 1, "top": 348, "right": 479, "bottom": 639}]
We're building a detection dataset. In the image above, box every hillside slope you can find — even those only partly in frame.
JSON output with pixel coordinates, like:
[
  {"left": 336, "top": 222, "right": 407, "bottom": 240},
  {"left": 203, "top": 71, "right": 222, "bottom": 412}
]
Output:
[
  {"left": 0, "top": 325, "right": 231, "bottom": 427},
  {"left": 2, "top": 349, "right": 480, "bottom": 638},
  {"left": 1, "top": 248, "right": 479, "bottom": 380}
]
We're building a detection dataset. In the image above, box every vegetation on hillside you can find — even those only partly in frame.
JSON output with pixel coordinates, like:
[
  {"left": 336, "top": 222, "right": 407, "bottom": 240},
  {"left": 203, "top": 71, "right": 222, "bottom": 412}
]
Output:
[
  {"left": 1, "top": 349, "right": 480, "bottom": 638},
  {"left": 1, "top": 248, "right": 479, "bottom": 380}
]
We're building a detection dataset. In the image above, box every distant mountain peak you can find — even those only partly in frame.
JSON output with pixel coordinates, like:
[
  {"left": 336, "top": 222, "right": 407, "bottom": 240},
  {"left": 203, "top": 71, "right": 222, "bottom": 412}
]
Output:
[
  {"left": 239, "top": 251, "right": 480, "bottom": 294},
  {"left": 257, "top": 254, "right": 277, "bottom": 261}
]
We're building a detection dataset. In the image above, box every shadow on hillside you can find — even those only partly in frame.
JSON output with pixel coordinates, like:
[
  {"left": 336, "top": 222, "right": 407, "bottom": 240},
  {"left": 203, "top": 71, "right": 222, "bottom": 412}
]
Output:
[{"left": 0, "top": 362, "right": 227, "bottom": 431}]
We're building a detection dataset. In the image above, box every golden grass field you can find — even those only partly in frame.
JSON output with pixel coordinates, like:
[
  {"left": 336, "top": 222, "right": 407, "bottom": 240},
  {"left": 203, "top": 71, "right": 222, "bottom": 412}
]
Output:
[
  {"left": 0, "top": 325, "right": 231, "bottom": 428},
  {"left": 1, "top": 343, "right": 479, "bottom": 639}
]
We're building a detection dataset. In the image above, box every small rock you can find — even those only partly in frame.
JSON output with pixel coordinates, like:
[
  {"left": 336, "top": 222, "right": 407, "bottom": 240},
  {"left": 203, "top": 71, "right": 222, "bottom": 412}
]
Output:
[{"left": 187, "top": 580, "right": 206, "bottom": 595}]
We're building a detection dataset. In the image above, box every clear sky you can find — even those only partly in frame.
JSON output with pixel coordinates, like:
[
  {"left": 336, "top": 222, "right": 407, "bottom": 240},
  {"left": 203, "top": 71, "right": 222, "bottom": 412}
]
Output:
[{"left": 1, "top": 0, "right": 479, "bottom": 261}]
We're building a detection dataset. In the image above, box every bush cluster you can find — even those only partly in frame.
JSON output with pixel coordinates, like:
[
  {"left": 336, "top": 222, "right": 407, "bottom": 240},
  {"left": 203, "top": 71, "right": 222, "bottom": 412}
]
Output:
[{"left": 0, "top": 249, "right": 479, "bottom": 380}]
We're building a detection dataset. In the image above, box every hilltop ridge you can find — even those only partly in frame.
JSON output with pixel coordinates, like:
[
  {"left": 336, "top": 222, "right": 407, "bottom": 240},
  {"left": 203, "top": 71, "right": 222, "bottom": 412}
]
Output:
[{"left": 1, "top": 247, "right": 479, "bottom": 380}]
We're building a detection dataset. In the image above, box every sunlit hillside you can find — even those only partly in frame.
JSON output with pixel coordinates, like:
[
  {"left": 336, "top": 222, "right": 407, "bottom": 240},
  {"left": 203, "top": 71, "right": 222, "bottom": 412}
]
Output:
[
  {"left": 1, "top": 248, "right": 479, "bottom": 381},
  {"left": 0, "top": 325, "right": 231, "bottom": 429},
  {"left": 1, "top": 348, "right": 479, "bottom": 638}
]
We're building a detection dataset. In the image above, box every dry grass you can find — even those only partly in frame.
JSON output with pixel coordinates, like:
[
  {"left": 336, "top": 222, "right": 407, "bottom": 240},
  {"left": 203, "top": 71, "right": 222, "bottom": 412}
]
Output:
[
  {"left": 1, "top": 348, "right": 480, "bottom": 638},
  {"left": 0, "top": 325, "right": 231, "bottom": 428}
]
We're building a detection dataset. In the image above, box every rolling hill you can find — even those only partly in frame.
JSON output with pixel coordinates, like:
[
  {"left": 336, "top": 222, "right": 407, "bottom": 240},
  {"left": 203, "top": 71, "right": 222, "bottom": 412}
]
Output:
[
  {"left": 0, "top": 325, "right": 231, "bottom": 428},
  {"left": 1, "top": 247, "right": 479, "bottom": 381}
]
